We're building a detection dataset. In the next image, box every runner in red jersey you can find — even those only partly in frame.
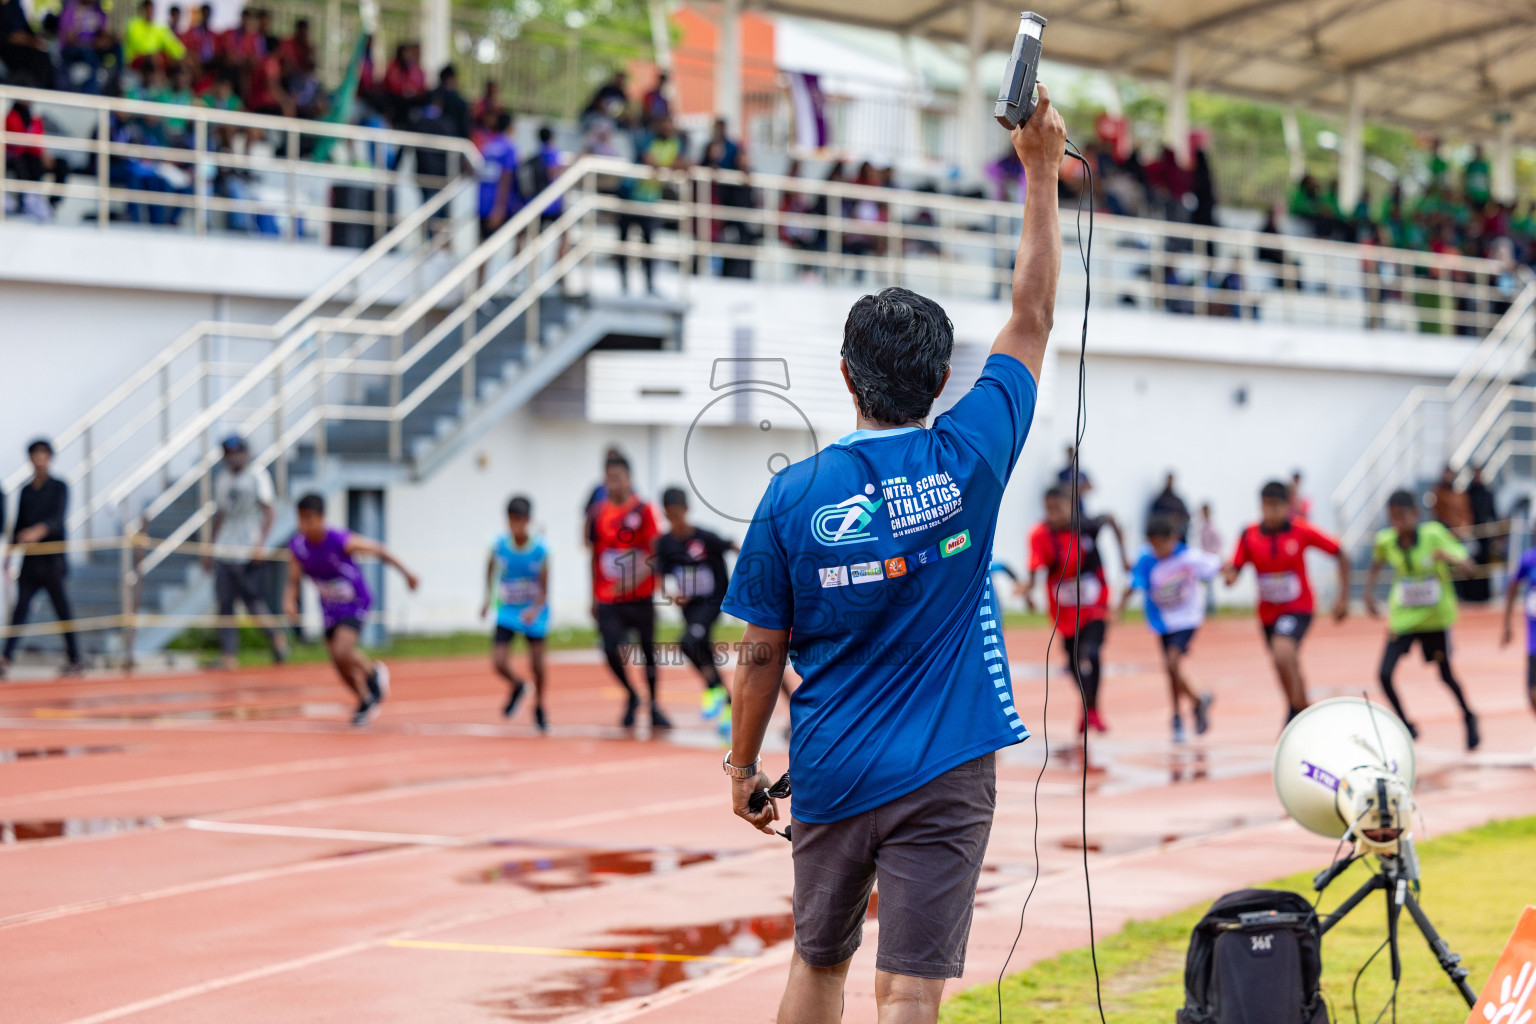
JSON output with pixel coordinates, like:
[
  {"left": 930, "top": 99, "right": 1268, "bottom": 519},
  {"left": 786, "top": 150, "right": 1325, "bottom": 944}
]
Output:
[
  {"left": 1223, "top": 479, "right": 1349, "bottom": 722},
  {"left": 1022, "top": 485, "right": 1130, "bottom": 734},
  {"left": 589, "top": 453, "right": 669, "bottom": 729}
]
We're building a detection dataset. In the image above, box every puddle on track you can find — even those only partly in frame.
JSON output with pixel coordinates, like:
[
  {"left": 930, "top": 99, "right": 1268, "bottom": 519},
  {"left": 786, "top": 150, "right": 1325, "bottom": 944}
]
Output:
[
  {"left": 1057, "top": 813, "right": 1285, "bottom": 855},
  {"left": 0, "top": 744, "right": 128, "bottom": 762},
  {"left": 1, "top": 816, "right": 166, "bottom": 844},
  {"left": 483, "top": 913, "right": 797, "bottom": 1021},
  {"left": 471, "top": 848, "right": 729, "bottom": 891}
]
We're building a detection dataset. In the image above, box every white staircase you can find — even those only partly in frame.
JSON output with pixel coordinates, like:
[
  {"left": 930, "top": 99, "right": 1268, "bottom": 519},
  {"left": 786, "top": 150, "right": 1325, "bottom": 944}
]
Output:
[{"left": 1332, "top": 281, "right": 1536, "bottom": 553}]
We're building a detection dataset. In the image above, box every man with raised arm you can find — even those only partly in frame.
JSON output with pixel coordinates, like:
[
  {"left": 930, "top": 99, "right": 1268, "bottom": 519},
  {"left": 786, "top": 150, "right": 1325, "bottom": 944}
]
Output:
[{"left": 720, "top": 87, "right": 1066, "bottom": 1024}]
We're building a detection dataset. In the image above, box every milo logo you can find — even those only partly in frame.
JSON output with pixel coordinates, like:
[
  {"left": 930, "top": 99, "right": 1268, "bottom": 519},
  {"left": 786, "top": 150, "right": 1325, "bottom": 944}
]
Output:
[{"left": 940, "top": 530, "right": 971, "bottom": 557}]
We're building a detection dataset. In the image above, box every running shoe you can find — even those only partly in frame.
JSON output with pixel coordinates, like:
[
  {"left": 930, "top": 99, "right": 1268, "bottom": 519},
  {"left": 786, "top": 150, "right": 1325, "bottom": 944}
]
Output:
[
  {"left": 621, "top": 692, "right": 641, "bottom": 727},
  {"left": 1194, "top": 692, "right": 1214, "bottom": 736},
  {"left": 368, "top": 662, "right": 391, "bottom": 704},
  {"left": 650, "top": 704, "right": 674, "bottom": 730},
  {"left": 502, "top": 681, "right": 527, "bottom": 719},
  {"left": 534, "top": 706, "right": 548, "bottom": 733},
  {"left": 1171, "top": 714, "right": 1187, "bottom": 744},
  {"left": 1464, "top": 712, "right": 1481, "bottom": 752},
  {"left": 1087, "top": 709, "right": 1108, "bottom": 733},
  {"left": 701, "top": 685, "right": 729, "bottom": 721},
  {"left": 60, "top": 662, "right": 85, "bottom": 678},
  {"left": 351, "top": 697, "right": 380, "bottom": 727}
]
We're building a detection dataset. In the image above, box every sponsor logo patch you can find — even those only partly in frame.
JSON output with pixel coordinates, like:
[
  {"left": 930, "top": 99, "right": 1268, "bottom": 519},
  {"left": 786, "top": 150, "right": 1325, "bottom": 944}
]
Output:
[
  {"left": 819, "top": 566, "right": 850, "bottom": 588},
  {"left": 884, "top": 556, "right": 908, "bottom": 578},
  {"left": 940, "top": 530, "right": 972, "bottom": 557},
  {"left": 850, "top": 561, "right": 884, "bottom": 584},
  {"left": 913, "top": 546, "right": 939, "bottom": 567}
]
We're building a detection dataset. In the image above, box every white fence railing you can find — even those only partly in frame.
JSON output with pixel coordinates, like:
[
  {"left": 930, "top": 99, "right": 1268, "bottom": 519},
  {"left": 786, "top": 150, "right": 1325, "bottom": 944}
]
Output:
[
  {"left": 0, "top": 84, "right": 480, "bottom": 241},
  {"left": 5, "top": 154, "right": 1526, "bottom": 598}
]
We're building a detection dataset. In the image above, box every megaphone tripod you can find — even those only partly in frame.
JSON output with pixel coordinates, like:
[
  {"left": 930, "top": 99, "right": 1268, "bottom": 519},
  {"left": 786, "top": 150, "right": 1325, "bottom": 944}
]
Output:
[{"left": 1312, "top": 845, "right": 1476, "bottom": 1008}]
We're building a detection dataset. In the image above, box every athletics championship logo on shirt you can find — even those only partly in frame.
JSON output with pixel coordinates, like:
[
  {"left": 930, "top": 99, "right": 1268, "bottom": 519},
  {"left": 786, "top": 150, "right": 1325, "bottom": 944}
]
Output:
[{"left": 811, "top": 485, "right": 884, "bottom": 547}]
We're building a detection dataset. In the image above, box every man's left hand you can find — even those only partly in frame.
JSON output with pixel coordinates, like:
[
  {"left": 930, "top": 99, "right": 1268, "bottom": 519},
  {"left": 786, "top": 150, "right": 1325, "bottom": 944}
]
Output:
[{"left": 731, "top": 771, "right": 779, "bottom": 836}]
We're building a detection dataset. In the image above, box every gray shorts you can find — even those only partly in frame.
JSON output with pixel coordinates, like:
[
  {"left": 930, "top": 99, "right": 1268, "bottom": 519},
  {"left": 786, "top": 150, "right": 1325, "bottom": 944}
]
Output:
[{"left": 790, "top": 752, "right": 996, "bottom": 979}]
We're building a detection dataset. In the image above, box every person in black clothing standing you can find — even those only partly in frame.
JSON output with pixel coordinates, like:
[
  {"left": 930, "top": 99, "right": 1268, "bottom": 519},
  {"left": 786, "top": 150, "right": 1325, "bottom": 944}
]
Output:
[
  {"left": 655, "top": 487, "right": 735, "bottom": 729},
  {"left": 1149, "top": 471, "right": 1191, "bottom": 543},
  {"left": 1462, "top": 464, "right": 1497, "bottom": 604},
  {"left": 2, "top": 440, "right": 82, "bottom": 677}
]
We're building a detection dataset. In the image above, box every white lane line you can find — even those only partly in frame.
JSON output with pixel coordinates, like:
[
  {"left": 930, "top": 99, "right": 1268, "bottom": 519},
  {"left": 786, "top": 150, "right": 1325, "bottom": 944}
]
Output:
[{"left": 183, "top": 820, "right": 472, "bottom": 846}]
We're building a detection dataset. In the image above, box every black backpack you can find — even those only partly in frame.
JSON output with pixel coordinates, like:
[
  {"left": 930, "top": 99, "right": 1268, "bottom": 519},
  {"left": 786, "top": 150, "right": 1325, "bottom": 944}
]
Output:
[{"left": 1177, "top": 889, "right": 1328, "bottom": 1024}]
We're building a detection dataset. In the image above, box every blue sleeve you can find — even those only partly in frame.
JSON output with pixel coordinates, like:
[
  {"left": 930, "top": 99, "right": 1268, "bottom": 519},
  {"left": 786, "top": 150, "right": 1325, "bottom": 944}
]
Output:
[
  {"left": 1130, "top": 553, "right": 1153, "bottom": 591},
  {"left": 1521, "top": 551, "right": 1536, "bottom": 585},
  {"left": 932, "top": 354, "right": 1038, "bottom": 486},
  {"left": 721, "top": 486, "right": 794, "bottom": 630}
]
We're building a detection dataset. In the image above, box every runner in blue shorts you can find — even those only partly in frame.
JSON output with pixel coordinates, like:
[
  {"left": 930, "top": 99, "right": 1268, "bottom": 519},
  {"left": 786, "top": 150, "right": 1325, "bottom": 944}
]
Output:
[
  {"left": 1123, "top": 516, "right": 1222, "bottom": 743},
  {"left": 482, "top": 495, "right": 550, "bottom": 731},
  {"left": 1499, "top": 538, "right": 1536, "bottom": 719}
]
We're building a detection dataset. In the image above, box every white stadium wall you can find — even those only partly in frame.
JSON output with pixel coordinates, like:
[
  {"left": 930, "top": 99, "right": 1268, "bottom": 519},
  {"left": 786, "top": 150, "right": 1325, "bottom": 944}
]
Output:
[{"left": 375, "top": 279, "right": 1472, "bottom": 632}]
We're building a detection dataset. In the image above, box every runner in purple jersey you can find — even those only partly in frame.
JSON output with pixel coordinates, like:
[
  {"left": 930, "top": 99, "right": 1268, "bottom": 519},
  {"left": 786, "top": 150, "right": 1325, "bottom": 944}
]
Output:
[{"left": 284, "top": 493, "right": 419, "bottom": 725}]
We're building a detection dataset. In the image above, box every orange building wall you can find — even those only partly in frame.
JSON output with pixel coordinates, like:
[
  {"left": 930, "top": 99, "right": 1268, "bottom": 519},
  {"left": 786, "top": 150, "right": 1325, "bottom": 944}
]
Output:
[{"left": 631, "top": 3, "right": 777, "bottom": 117}]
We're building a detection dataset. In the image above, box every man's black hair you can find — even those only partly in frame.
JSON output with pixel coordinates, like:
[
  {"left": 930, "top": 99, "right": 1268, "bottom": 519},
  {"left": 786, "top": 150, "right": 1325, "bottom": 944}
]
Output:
[
  {"left": 538, "top": 125, "right": 553, "bottom": 143},
  {"left": 1260, "top": 480, "right": 1290, "bottom": 502},
  {"left": 605, "top": 453, "right": 630, "bottom": 473},
  {"left": 1146, "top": 516, "right": 1177, "bottom": 540},
  {"left": 439, "top": 64, "right": 456, "bottom": 81},
  {"left": 494, "top": 111, "right": 513, "bottom": 132},
  {"left": 1387, "top": 489, "right": 1417, "bottom": 511},
  {"left": 27, "top": 438, "right": 52, "bottom": 456},
  {"left": 506, "top": 495, "right": 532, "bottom": 518},
  {"left": 296, "top": 492, "right": 325, "bottom": 515},
  {"left": 661, "top": 486, "right": 688, "bottom": 509},
  {"left": 1044, "top": 484, "right": 1068, "bottom": 502},
  {"left": 841, "top": 287, "right": 954, "bottom": 425}
]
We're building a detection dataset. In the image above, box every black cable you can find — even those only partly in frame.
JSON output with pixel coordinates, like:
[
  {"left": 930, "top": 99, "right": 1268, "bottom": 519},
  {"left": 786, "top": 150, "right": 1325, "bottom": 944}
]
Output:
[
  {"left": 996, "top": 139, "right": 1103, "bottom": 1024},
  {"left": 1351, "top": 936, "right": 1391, "bottom": 1024}
]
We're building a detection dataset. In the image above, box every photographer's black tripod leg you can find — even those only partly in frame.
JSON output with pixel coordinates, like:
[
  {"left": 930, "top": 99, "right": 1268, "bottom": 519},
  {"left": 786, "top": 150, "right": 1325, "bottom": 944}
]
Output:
[
  {"left": 1404, "top": 892, "right": 1477, "bottom": 1008},
  {"left": 1320, "top": 873, "right": 1384, "bottom": 935}
]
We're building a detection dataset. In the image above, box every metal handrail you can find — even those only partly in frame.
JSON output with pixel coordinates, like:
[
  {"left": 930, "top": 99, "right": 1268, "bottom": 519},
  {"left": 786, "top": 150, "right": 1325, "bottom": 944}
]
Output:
[
  {"left": 0, "top": 176, "right": 473, "bottom": 522},
  {"left": 1332, "top": 280, "right": 1536, "bottom": 549},
  {"left": 14, "top": 153, "right": 1525, "bottom": 561}
]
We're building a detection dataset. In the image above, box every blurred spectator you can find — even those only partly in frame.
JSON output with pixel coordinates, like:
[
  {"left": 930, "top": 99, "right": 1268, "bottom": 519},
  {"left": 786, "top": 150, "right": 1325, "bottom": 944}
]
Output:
[
  {"left": 472, "top": 79, "right": 502, "bottom": 125},
  {"left": 1464, "top": 144, "right": 1491, "bottom": 208},
  {"left": 1, "top": 439, "right": 83, "bottom": 678},
  {"left": 700, "top": 117, "right": 753, "bottom": 278},
  {"left": 640, "top": 71, "right": 669, "bottom": 129},
  {"left": 778, "top": 158, "right": 827, "bottom": 268},
  {"left": 1288, "top": 471, "right": 1312, "bottom": 520},
  {"left": 619, "top": 114, "right": 687, "bottom": 295},
  {"left": 124, "top": 0, "right": 185, "bottom": 70},
  {"left": 1, "top": 0, "right": 54, "bottom": 87},
  {"left": 528, "top": 124, "right": 570, "bottom": 261},
  {"left": 1432, "top": 465, "right": 1471, "bottom": 530},
  {"left": 204, "top": 435, "right": 289, "bottom": 670},
  {"left": 58, "top": 0, "right": 117, "bottom": 93},
  {"left": 415, "top": 64, "right": 470, "bottom": 210},
  {"left": 256, "top": 7, "right": 277, "bottom": 53},
  {"left": 382, "top": 42, "right": 426, "bottom": 128},
  {"left": 583, "top": 69, "right": 628, "bottom": 126},
  {"left": 1149, "top": 472, "right": 1190, "bottom": 541},
  {"left": 244, "top": 40, "right": 291, "bottom": 116},
  {"left": 1462, "top": 464, "right": 1497, "bottom": 604},
  {"left": 4, "top": 100, "right": 67, "bottom": 219},
  {"left": 477, "top": 110, "right": 519, "bottom": 241},
  {"left": 166, "top": 4, "right": 182, "bottom": 32},
  {"left": 842, "top": 161, "right": 888, "bottom": 273},
  {"left": 179, "top": 2, "right": 217, "bottom": 71},
  {"left": 222, "top": 7, "right": 266, "bottom": 69},
  {"left": 279, "top": 19, "right": 322, "bottom": 118}
]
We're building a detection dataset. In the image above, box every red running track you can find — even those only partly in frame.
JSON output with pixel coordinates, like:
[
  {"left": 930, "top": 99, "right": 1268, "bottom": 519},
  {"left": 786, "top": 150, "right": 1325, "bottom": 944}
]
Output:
[{"left": 0, "top": 610, "right": 1533, "bottom": 1023}]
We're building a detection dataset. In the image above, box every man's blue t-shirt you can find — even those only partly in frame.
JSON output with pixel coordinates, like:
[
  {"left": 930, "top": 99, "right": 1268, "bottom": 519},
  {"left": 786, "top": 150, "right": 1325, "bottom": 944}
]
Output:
[
  {"left": 1516, "top": 548, "right": 1536, "bottom": 654},
  {"left": 478, "top": 135, "right": 520, "bottom": 220},
  {"left": 492, "top": 533, "right": 549, "bottom": 637},
  {"left": 722, "top": 353, "right": 1038, "bottom": 824}
]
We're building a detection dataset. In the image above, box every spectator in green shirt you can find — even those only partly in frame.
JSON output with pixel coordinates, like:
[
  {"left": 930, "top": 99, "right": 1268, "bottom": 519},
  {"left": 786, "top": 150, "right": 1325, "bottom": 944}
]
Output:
[
  {"left": 1364, "top": 489, "right": 1480, "bottom": 749},
  {"left": 1464, "top": 144, "right": 1491, "bottom": 207},
  {"left": 123, "top": 0, "right": 185, "bottom": 69}
]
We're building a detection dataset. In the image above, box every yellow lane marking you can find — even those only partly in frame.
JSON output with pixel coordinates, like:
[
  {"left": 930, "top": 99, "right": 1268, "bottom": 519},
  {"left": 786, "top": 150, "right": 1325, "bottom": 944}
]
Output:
[{"left": 385, "top": 938, "right": 752, "bottom": 964}]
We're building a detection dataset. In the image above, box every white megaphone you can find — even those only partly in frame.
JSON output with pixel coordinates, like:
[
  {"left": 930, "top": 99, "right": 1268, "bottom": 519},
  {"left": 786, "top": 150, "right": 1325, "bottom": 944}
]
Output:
[{"left": 1274, "top": 696, "right": 1417, "bottom": 860}]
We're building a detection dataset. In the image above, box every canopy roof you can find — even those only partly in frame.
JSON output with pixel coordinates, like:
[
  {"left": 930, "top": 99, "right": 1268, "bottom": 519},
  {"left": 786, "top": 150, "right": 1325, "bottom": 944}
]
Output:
[{"left": 753, "top": 0, "right": 1535, "bottom": 140}]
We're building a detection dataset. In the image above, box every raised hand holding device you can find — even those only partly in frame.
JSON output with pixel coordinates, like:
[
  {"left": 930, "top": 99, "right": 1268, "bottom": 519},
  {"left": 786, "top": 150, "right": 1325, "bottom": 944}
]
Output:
[{"left": 994, "top": 12, "right": 1048, "bottom": 130}]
